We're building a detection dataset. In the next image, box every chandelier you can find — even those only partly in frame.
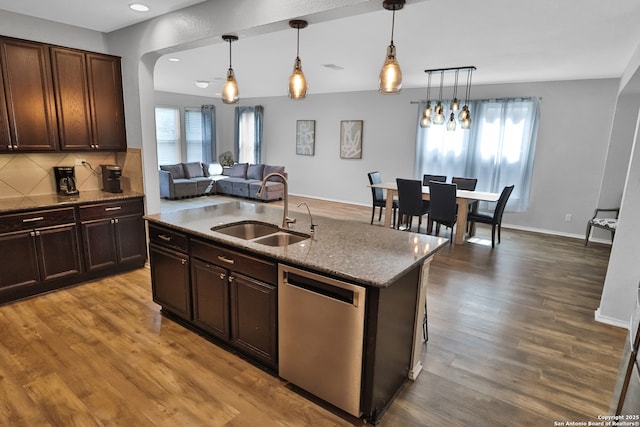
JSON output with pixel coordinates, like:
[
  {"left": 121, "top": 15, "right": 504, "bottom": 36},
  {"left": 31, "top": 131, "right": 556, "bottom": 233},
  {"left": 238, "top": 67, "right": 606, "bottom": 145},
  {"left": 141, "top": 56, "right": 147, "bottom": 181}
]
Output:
[{"left": 420, "top": 66, "right": 476, "bottom": 130}]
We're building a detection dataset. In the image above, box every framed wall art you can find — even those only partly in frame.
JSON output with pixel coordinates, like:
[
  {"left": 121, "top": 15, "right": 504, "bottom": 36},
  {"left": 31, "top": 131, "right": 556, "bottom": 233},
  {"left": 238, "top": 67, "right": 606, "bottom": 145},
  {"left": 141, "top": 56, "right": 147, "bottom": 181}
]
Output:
[
  {"left": 296, "top": 120, "right": 316, "bottom": 155},
  {"left": 340, "top": 120, "right": 363, "bottom": 159}
]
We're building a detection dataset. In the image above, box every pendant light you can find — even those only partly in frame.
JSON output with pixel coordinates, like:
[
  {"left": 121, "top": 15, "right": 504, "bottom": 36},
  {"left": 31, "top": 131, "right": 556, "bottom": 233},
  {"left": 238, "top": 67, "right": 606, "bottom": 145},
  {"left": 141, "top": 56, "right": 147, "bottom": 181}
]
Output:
[
  {"left": 221, "top": 35, "right": 239, "bottom": 104},
  {"left": 419, "top": 72, "right": 433, "bottom": 128},
  {"left": 433, "top": 71, "right": 446, "bottom": 125},
  {"left": 288, "top": 19, "right": 308, "bottom": 100},
  {"left": 450, "top": 70, "right": 460, "bottom": 111},
  {"left": 379, "top": 0, "right": 405, "bottom": 94},
  {"left": 459, "top": 67, "right": 474, "bottom": 129}
]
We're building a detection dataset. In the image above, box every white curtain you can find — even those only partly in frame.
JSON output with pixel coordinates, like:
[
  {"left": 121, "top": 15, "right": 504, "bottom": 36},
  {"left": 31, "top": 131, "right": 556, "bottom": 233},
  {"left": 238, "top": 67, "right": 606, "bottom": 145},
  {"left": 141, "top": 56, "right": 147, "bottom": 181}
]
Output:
[{"left": 415, "top": 97, "right": 540, "bottom": 212}]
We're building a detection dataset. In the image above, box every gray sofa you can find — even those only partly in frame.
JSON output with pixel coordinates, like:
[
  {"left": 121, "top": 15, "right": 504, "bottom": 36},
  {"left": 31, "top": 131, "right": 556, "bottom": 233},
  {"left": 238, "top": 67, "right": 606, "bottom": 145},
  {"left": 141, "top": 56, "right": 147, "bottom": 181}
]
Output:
[
  {"left": 216, "top": 163, "right": 286, "bottom": 201},
  {"left": 159, "top": 162, "right": 285, "bottom": 201}
]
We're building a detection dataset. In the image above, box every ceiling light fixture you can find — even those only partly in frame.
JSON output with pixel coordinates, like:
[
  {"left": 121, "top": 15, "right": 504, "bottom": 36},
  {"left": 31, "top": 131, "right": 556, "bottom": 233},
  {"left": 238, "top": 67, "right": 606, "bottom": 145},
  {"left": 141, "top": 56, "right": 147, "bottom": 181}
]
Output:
[
  {"left": 379, "top": 0, "right": 405, "bottom": 94},
  {"left": 195, "top": 80, "right": 210, "bottom": 88},
  {"left": 221, "top": 34, "right": 239, "bottom": 104},
  {"left": 129, "top": 3, "right": 149, "bottom": 12},
  {"left": 421, "top": 66, "right": 476, "bottom": 130},
  {"left": 288, "top": 19, "right": 309, "bottom": 100}
]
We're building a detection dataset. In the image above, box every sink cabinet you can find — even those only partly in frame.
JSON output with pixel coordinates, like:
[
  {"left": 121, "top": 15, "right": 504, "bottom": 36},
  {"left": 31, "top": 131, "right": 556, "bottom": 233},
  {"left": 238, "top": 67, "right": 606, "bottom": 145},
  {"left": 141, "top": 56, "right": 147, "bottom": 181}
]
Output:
[
  {"left": 190, "top": 239, "right": 278, "bottom": 369},
  {"left": 0, "top": 207, "right": 81, "bottom": 304}
]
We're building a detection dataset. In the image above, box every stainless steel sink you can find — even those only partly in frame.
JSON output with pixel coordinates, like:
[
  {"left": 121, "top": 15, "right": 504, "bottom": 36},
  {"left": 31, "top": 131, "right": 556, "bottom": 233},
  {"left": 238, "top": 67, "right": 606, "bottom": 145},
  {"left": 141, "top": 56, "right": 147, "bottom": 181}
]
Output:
[
  {"left": 211, "top": 221, "right": 280, "bottom": 239},
  {"left": 212, "top": 221, "right": 310, "bottom": 246},
  {"left": 252, "top": 231, "right": 310, "bottom": 247}
]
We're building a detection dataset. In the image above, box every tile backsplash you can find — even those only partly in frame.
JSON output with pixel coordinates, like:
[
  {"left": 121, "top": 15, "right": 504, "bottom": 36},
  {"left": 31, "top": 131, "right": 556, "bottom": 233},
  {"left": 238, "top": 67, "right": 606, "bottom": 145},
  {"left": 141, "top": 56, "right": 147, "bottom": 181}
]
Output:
[{"left": 0, "top": 148, "right": 144, "bottom": 199}]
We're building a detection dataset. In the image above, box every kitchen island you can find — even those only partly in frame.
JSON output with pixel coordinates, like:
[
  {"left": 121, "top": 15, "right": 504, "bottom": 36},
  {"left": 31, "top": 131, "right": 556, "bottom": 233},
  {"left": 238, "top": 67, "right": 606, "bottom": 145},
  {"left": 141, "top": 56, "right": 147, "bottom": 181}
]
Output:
[{"left": 145, "top": 200, "right": 447, "bottom": 424}]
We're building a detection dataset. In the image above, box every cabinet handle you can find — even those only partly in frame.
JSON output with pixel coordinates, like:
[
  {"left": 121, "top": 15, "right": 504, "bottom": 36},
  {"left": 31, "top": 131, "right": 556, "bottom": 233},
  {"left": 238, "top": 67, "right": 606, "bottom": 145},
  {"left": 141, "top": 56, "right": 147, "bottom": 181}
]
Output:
[
  {"left": 181, "top": 258, "right": 187, "bottom": 265},
  {"left": 7, "top": 145, "right": 12, "bottom": 150},
  {"left": 158, "top": 234, "right": 172, "bottom": 242},
  {"left": 104, "top": 206, "right": 122, "bottom": 212},
  {"left": 219, "top": 272, "right": 226, "bottom": 280},
  {"left": 30, "top": 231, "right": 35, "bottom": 237},
  {"left": 217, "top": 255, "right": 235, "bottom": 265},
  {"left": 22, "top": 216, "right": 44, "bottom": 223},
  {"left": 228, "top": 275, "right": 234, "bottom": 283},
  {"left": 114, "top": 218, "right": 119, "bottom": 224}
]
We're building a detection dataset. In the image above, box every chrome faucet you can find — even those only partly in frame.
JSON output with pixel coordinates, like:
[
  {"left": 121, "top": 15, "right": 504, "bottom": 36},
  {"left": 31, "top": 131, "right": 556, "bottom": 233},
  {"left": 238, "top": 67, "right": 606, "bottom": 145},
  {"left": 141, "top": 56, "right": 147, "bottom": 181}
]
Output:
[
  {"left": 257, "top": 172, "right": 296, "bottom": 228},
  {"left": 297, "top": 202, "right": 317, "bottom": 233}
]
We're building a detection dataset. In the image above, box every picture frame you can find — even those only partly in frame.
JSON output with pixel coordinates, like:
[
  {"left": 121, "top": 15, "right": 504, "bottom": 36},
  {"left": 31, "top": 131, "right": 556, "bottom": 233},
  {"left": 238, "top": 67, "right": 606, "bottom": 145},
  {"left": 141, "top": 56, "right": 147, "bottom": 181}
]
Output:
[
  {"left": 340, "top": 120, "right": 363, "bottom": 159},
  {"left": 296, "top": 120, "right": 316, "bottom": 156}
]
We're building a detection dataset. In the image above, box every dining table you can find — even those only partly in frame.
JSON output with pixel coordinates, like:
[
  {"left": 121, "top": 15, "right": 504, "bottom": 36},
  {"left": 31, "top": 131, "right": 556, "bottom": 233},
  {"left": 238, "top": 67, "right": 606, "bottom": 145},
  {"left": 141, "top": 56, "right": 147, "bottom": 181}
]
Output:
[{"left": 369, "top": 181, "right": 501, "bottom": 245}]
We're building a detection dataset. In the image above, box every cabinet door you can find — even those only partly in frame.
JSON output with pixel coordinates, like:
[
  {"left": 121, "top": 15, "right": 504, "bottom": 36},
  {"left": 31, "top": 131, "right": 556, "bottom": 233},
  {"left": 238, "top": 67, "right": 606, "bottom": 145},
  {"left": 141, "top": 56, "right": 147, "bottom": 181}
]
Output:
[
  {"left": 0, "top": 37, "right": 58, "bottom": 151},
  {"left": 149, "top": 244, "right": 191, "bottom": 320},
  {"left": 86, "top": 53, "right": 126, "bottom": 151},
  {"left": 230, "top": 273, "right": 277, "bottom": 368},
  {"left": 82, "top": 218, "right": 118, "bottom": 272},
  {"left": 36, "top": 224, "right": 82, "bottom": 282},
  {"left": 114, "top": 214, "right": 146, "bottom": 266},
  {"left": 50, "top": 47, "right": 93, "bottom": 151},
  {"left": 191, "top": 259, "right": 230, "bottom": 340},
  {"left": 0, "top": 66, "right": 10, "bottom": 151},
  {"left": 0, "top": 230, "right": 40, "bottom": 298}
]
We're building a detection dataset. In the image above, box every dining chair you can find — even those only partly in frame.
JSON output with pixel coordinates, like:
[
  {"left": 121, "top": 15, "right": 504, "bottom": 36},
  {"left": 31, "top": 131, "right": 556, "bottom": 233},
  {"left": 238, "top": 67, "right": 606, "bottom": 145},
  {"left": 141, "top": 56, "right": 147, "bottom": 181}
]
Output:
[
  {"left": 466, "top": 185, "right": 515, "bottom": 248},
  {"left": 422, "top": 174, "right": 447, "bottom": 186},
  {"left": 584, "top": 207, "right": 619, "bottom": 246},
  {"left": 368, "top": 171, "right": 397, "bottom": 226},
  {"left": 451, "top": 176, "right": 477, "bottom": 191},
  {"left": 396, "top": 178, "right": 430, "bottom": 233},
  {"left": 428, "top": 181, "right": 458, "bottom": 244}
]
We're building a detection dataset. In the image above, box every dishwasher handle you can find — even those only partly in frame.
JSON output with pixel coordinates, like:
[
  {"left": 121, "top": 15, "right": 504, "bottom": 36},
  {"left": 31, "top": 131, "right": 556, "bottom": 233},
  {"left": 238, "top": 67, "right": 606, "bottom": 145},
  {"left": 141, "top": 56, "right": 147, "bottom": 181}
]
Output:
[{"left": 281, "top": 270, "right": 363, "bottom": 307}]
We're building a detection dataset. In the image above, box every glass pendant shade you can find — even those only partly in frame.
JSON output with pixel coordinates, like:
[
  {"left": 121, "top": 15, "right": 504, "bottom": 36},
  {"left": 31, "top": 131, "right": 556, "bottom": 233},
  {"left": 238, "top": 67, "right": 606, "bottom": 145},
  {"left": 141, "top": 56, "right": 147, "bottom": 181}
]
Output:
[
  {"left": 461, "top": 116, "right": 471, "bottom": 129},
  {"left": 379, "top": 44, "right": 402, "bottom": 93},
  {"left": 420, "top": 115, "right": 432, "bottom": 128},
  {"left": 222, "top": 68, "right": 239, "bottom": 104},
  {"left": 288, "top": 57, "right": 307, "bottom": 100},
  {"left": 446, "top": 112, "right": 457, "bottom": 131},
  {"left": 450, "top": 98, "right": 459, "bottom": 111},
  {"left": 458, "top": 105, "right": 469, "bottom": 121},
  {"left": 433, "top": 101, "right": 445, "bottom": 124}
]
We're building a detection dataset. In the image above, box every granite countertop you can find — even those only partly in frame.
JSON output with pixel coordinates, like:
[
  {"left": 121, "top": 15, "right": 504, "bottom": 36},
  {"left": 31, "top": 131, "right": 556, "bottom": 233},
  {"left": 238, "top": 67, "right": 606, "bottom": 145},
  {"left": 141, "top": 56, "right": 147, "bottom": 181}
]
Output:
[
  {"left": 144, "top": 200, "right": 448, "bottom": 288},
  {"left": 0, "top": 190, "right": 145, "bottom": 214}
]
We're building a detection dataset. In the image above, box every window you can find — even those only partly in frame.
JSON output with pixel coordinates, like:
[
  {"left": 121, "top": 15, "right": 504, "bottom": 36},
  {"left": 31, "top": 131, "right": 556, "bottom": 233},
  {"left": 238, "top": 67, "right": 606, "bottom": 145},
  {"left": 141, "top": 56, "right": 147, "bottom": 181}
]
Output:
[
  {"left": 184, "top": 108, "right": 203, "bottom": 162},
  {"left": 155, "top": 106, "right": 214, "bottom": 166},
  {"left": 155, "top": 107, "right": 180, "bottom": 165},
  {"left": 235, "top": 106, "right": 264, "bottom": 164},
  {"left": 415, "top": 97, "right": 540, "bottom": 212}
]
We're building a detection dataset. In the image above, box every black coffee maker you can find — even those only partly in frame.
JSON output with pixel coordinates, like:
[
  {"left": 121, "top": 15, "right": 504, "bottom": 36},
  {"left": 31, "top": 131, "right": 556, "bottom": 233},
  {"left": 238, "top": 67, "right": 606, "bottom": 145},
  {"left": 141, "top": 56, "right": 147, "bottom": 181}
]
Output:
[
  {"left": 53, "top": 166, "right": 79, "bottom": 196},
  {"left": 101, "top": 165, "right": 123, "bottom": 193}
]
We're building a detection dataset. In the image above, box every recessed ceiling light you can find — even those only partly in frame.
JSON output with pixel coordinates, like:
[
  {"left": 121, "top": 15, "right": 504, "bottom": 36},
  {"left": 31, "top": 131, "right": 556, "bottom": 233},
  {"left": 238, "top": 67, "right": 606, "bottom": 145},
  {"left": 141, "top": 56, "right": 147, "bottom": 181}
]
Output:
[
  {"left": 195, "top": 80, "right": 210, "bottom": 88},
  {"left": 168, "top": 58, "right": 180, "bottom": 62},
  {"left": 129, "top": 3, "right": 150, "bottom": 12}
]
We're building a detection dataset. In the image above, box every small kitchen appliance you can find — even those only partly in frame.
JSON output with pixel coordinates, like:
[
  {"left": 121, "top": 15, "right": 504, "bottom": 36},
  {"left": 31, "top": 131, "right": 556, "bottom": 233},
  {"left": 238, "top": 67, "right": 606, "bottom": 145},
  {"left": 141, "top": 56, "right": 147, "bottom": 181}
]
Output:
[
  {"left": 101, "top": 165, "right": 123, "bottom": 193},
  {"left": 53, "top": 166, "right": 79, "bottom": 196}
]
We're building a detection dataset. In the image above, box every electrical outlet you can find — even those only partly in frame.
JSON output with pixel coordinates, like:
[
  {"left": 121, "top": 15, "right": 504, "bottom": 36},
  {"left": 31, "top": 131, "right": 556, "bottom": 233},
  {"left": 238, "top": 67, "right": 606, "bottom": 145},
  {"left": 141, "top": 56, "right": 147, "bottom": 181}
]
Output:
[
  {"left": 565, "top": 213, "right": 572, "bottom": 222},
  {"left": 75, "top": 158, "right": 86, "bottom": 166}
]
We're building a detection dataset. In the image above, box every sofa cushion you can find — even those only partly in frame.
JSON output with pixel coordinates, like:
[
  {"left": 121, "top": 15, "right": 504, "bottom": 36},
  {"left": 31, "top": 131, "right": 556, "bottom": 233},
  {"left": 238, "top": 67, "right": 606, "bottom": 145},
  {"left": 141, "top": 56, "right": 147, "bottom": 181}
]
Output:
[
  {"left": 264, "top": 165, "right": 285, "bottom": 181},
  {"left": 160, "top": 164, "right": 185, "bottom": 179},
  {"left": 230, "top": 163, "right": 248, "bottom": 178},
  {"left": 183, "top": 162, "right": 204, "bottom": 178},
  {"left": 247, "top": 164, "right": 265, "bottom": 180}
]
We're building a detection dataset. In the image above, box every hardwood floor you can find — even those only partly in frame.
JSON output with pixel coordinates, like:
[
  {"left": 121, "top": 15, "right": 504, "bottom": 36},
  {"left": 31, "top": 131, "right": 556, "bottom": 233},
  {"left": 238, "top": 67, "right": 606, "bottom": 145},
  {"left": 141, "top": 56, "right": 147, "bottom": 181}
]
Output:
[{"left": 0, "top": 195, "right": 626, "bottom": 426}]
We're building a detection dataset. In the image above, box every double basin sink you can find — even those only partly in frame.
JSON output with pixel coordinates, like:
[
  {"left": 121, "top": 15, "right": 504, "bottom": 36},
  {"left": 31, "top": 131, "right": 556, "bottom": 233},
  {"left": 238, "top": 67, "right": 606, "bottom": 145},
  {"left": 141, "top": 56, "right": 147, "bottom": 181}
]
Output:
[{"left": 211, "top": 221, "right": 310, "bottom": 247}]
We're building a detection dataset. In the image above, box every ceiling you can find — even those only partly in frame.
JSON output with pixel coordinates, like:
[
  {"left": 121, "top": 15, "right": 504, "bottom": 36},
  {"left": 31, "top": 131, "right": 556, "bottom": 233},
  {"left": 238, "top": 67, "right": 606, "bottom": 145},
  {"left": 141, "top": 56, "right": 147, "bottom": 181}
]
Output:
[{"left": 3, "top": 0, "right": 640, "bottom": 99}]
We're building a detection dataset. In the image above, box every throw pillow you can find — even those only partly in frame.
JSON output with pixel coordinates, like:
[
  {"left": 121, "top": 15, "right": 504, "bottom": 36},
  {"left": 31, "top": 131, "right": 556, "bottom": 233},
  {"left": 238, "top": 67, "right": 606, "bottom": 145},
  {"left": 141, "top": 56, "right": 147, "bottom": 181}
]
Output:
[
  {"left": 183, "top": 162, "right": 204, "bottom": 178},
  {"left": 207, "top": 162, "right": 224, "bottom": 176},
  {"left": 264, "top": 165, "right": 285, "bottom": 181},
  {"left": 160, "top": 164, "right": 185, "bottom": 179},
  {"left": 247, "top": 164, "right": 265, "bottom": 180},
  {"left": 230, "top": 163, "right": 248, "bottom": 178}
]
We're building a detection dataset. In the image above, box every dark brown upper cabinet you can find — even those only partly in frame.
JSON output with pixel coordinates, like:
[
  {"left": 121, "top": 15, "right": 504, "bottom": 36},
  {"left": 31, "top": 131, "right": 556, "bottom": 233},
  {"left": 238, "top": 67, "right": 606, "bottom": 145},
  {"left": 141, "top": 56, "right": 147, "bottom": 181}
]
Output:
[
  {"left": 51, "top": 47, "right": 127, "bottom": 151},
  {"left": 0, "top": 37, "right": 59, "bottom": 152}
]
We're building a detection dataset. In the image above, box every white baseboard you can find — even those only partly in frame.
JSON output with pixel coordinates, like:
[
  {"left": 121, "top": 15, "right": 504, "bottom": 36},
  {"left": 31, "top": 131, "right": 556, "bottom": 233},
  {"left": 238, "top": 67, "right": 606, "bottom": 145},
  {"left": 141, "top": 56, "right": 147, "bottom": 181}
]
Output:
[{"left": 594, "top": 307, "right": 629, "bottom": 330}]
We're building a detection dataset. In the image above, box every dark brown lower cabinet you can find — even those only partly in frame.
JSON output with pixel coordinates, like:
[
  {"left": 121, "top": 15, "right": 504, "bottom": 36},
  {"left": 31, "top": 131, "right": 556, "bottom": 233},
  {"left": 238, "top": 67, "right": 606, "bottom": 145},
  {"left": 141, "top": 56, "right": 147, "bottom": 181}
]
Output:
[
  {"left": 0, "top": 209, "right": 81, "bottom": 304},
  {"left": 149, "top": 243, "right": 191, "bottom": 321},
  {"left": 191, "top": 258, "right": 229, "bottom": 339}
]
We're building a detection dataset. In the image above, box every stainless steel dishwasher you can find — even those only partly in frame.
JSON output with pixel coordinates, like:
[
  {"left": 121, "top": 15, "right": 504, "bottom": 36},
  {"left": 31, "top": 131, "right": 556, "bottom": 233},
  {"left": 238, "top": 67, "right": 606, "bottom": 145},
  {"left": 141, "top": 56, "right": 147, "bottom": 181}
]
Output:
[{"left": 278, "top": 264, "right": 366, "bottom": 417}]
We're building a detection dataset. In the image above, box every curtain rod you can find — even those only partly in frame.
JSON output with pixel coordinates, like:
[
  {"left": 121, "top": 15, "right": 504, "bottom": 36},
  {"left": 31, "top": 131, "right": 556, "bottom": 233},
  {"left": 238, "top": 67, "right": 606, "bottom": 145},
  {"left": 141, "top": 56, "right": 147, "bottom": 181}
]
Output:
[{"left": 410, "top": 96, "right": 538, "bottom": 104}]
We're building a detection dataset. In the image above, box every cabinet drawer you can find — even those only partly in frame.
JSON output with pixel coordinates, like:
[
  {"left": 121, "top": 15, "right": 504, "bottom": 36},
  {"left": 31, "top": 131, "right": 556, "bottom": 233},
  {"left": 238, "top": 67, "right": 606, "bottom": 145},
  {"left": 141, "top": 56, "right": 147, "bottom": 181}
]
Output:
[
  {"left": 191, "top": 239, "right": 277, "bottom": 285},
  {"left": 148, "top": 223, "right": 188, "bottom": 253},
  {"left": 79, "top": 198, "right": 143, "bottom": 221},
  {"left": 0, "top": 207, "right": 76, "bottom": 234}
]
